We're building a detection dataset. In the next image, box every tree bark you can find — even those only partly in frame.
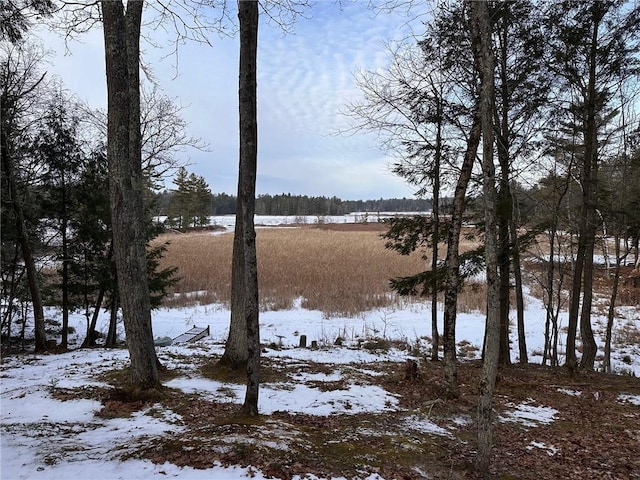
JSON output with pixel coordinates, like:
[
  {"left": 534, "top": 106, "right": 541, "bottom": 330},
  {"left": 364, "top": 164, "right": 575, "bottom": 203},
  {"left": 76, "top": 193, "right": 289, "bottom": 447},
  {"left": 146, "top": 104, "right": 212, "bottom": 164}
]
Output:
[
  {"left": 102, "top": 0, "right": 159, "bottom": 389},
  {"left": 219, "top": 218, "right": 249, "bottom": 368},
  {"left": 442, "top": 109, "right": 481, "bottom": 397},
  {"left": 237, "top": 0, "right": 260, "bottom": 417},
  {"left": 468, "top": 0, "right": 500, "bottom": 476}
]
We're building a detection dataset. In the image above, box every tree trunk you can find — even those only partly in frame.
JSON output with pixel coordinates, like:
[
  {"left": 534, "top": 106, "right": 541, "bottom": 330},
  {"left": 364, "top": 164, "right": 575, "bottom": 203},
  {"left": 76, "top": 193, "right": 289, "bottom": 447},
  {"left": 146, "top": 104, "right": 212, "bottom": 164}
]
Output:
[
  {"left": 81, "top": 285, "right": 105, "bottom": 348},
  {"left": 468, "top": 0, "right": 500, "bottom": 476},
  {"left": 1, "top": 145, "right": 47, "bottom": 352},
  {"left": 579, "top": 229, "right": 598, "bottom": 369},
  {"left": 566, "top": 0, "right": 603, "bottom": 374},
  {"left": 495, "top": 4, "right": 512, "bottom": 367},
  {"left": 106, "top": 291, "right": 118, "bottom": 348},
  {"left": 237, "top": 0, "right": 260, "bottom": 417},
  {"left": 430, "top": 86, "right": 443, "bottom": 362},
  {"left": 567, "top": 220, "right": 586, "bottom": 372},
  {"left": 102, "top": 0, "right": 159, "bottom": 389},
  {"left": 604, "top": 234, "right": 624, "bottom": 373},
  {"left": 578, "top": 4, "right": 603, "bottom": 371},
  {"left": 511, "top": 201, "right": 527, "bottom": 363},
  {"left": 442, "top": 109, "right": 481, "bottom": 397},
  {"left": 61, "top": 178, "right": 69, "bottom": 350},
  {"left": 219, "top": 218, "right": 249, "bottom": 368},
  {"left": 496, "top": 139, "right": 511, "bottom": 366}
]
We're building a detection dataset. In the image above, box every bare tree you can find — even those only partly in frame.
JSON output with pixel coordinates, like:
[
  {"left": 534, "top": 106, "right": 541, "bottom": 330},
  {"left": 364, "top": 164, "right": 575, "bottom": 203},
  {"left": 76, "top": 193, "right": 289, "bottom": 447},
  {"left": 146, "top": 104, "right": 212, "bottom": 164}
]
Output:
[
  {"left": 81, "top": 83, "right": 208, "bottom": 184},
  {"left": 344, "top": 4, "right": 482, "bottom": 396},
  {"left": 1, "top": 42, "right": 50, "bottom": 352}
]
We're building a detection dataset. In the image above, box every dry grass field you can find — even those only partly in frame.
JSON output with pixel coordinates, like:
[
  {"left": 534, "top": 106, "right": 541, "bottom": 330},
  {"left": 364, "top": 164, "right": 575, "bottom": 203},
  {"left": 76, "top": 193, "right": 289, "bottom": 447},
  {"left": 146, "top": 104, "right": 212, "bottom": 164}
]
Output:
[{"left": 153, "top": 224, "right": 485, "bottom": 317}]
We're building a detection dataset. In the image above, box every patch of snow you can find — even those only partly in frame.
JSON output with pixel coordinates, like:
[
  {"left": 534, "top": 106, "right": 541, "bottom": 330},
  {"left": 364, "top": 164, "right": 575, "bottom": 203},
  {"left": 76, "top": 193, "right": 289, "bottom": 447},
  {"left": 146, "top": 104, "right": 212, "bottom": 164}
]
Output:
[
  {"left": 500, "top": 399, "right": 558, "bottom": 427},
  {"left": 526, "top": 441, "right": 559, "bottom": 456},
  {"left": 164, "top": 376, "right": 399, "bottom": 416},
  {"left": 618, "top": 393, "right": 640, "bottom": 406},
  {"left": 404, "top": 415, "right": 453, "bottom": 437},
  {"left": 556, "top": 388, "right": 582, "bottom": 397},
  {"left": 291, "top": 371, "right": 344, "bottom": 382}
]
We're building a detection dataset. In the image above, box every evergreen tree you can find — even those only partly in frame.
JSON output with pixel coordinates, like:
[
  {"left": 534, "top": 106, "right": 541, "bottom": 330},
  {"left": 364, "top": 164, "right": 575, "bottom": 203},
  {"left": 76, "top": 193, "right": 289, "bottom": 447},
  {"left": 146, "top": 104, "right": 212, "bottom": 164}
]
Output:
[
  {"left": 32, "top": 92, "right": 84, "bottom": 349},
  {"left": 167, "top": 167, "right": 191, "bottom": 229},
  {"left": 189, "top": 172, "right": 212, "bottom": 227},
  {"left": 166, "top": 167, "right": 212, "bottom": 228}
]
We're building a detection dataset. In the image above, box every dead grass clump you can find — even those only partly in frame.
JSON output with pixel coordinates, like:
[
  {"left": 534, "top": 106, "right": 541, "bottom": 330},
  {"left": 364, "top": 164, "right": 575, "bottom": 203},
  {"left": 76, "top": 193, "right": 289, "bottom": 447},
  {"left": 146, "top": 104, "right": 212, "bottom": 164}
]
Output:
[{"left": 457, "top": 281, "right": 486, "bottom": 313}]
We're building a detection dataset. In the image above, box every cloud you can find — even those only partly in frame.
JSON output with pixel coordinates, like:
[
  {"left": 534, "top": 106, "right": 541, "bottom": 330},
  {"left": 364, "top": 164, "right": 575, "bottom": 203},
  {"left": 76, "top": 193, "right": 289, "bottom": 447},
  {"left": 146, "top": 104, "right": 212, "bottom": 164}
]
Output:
[{"left": 31, "top": 1, "right": 426, "bottom": 200}]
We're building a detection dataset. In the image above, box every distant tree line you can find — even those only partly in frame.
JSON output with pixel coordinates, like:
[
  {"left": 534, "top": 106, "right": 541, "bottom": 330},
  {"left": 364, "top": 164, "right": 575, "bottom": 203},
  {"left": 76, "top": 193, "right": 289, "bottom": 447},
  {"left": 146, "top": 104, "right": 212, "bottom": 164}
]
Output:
[{"left": 154, "top": 189, "right": 434, "bottom": 217}]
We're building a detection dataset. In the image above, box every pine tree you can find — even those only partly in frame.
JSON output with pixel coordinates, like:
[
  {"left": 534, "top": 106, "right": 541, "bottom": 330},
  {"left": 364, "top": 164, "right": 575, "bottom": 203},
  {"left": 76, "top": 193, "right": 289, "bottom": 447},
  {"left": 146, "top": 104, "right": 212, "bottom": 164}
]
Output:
[
  {"left": 167, "top": 167, "right": 211, "bottom": 229},
  {"left": 33, "top": 93, "right": 84, "bottom": 349}
]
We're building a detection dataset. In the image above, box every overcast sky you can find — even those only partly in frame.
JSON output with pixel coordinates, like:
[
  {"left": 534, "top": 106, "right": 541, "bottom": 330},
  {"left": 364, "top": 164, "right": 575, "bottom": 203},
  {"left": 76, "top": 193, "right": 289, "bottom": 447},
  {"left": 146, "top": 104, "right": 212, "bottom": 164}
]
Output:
[{"left": 35, "top": 1, "right": 429, "bottom": 200}]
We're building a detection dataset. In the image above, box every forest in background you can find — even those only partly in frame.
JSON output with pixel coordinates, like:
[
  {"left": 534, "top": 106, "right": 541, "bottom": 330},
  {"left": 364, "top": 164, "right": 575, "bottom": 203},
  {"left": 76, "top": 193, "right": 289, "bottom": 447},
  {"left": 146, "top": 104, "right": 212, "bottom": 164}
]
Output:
[{"left": 154, "top": 188, "right": 434, "bottom": 217}]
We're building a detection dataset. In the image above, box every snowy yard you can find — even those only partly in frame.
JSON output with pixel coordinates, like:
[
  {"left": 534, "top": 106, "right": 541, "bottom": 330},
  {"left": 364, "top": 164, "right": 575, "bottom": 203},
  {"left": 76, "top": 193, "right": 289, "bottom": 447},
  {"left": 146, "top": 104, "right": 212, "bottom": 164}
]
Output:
[{"left": 2, "top": 291, "right": 640, "bottom": 479}]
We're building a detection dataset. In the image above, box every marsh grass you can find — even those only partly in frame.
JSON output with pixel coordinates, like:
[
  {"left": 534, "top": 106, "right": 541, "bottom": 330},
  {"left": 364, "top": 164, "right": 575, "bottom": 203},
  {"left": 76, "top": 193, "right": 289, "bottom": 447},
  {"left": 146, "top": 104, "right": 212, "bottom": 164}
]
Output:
[{"left": 153, "top": 225, "right": 482, "bottom": 317}]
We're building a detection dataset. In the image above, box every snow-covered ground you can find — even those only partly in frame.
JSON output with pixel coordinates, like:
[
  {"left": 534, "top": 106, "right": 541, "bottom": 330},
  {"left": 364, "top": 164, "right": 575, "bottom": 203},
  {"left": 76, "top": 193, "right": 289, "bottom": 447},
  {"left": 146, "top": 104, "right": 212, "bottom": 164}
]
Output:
[
  {"left": 2, "top": 290, "right": 639, "bottom": 479},
  {"left": 155, "top": 212, "right": 431, "bottom": 231}
]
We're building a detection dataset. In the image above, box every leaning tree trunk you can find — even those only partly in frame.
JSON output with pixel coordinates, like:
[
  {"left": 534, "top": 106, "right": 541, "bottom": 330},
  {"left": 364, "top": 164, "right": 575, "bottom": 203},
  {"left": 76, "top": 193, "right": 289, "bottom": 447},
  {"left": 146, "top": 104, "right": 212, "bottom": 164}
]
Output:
[
  {"left": 442, "top": 109, "right": 481, "bottom": 397},
  {"left": 237, "top": 0, "right": 260, "bottom": 417},
  {"left": 604, "top": 233, "right": 624, "bottom": 373},
  {"left": 82, "top": 285, "right": 105, "bottom": 348},
  {"left": 102, "top": 0, "right": 159, "bottom": 389},
  {"left": 468, "top": 0, "right": 500, "bottom": 476}
]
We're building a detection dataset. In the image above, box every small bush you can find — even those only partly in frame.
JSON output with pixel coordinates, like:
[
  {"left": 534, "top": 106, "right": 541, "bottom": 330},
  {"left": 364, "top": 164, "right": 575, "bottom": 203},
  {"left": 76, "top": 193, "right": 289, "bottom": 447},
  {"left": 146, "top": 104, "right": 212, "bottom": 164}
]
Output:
[{"left": 361, "top": 337, "right": 392, "bottom": 352}]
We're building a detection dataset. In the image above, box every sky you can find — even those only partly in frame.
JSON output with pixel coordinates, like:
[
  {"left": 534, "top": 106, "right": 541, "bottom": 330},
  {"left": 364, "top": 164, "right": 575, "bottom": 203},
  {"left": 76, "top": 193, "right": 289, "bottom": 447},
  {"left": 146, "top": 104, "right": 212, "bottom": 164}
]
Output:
[{"left": 33, "top": 1, "right": 432, "bottom": 200}]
